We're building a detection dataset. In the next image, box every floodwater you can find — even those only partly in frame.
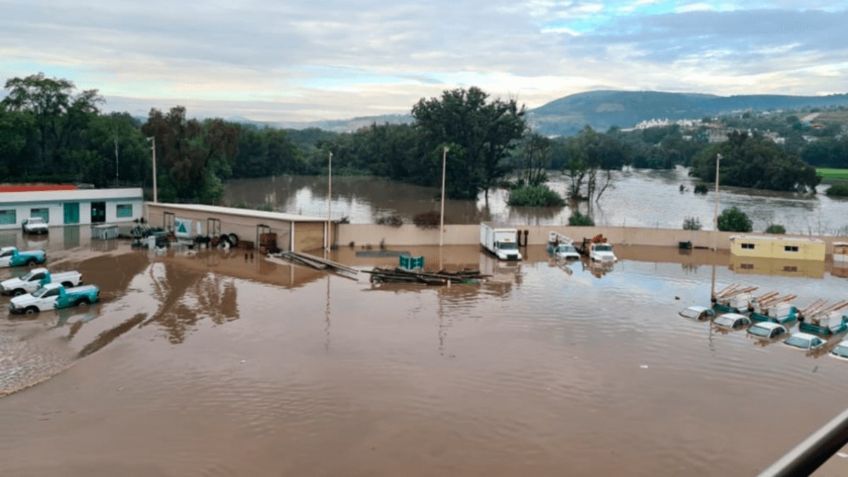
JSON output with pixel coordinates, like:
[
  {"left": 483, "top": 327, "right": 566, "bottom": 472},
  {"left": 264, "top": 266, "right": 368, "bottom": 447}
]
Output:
[
  {"left": 2, "top": 229, "right": 848, "bottom": 476},
  {"left": 224, "top": 168, "right": 848, "bottom": 234}
]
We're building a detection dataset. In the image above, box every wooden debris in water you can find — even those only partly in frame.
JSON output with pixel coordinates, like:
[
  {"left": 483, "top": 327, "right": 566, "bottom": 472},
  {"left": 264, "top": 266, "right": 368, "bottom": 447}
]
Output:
[
  {"left": 269, "top": 251, "right": 358, "bottom": 279},
  {"left": 365, "top": 267, "right": 489, "bottom": 286}
]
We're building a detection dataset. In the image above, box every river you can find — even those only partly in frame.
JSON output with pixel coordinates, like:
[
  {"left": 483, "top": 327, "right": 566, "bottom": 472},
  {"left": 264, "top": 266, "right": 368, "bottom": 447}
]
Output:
[
  {"left": 1, "top": 229, "right": 848, "bottom": 475},
  {"left": 224, "top": 168, "right": 848, "bottom": 235}
]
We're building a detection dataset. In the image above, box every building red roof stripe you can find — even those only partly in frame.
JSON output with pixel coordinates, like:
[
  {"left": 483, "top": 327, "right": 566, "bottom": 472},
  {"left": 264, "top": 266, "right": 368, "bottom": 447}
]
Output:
[{"left": 0, "top": 184, "right": 78, "bottom": 192}]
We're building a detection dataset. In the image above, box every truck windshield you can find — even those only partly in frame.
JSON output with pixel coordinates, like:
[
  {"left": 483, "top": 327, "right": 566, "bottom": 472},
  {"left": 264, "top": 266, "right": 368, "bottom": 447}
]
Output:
[
  {"left": 32, "top": 287, "right": 49, "bottom": 298},
  {"left": 21, "top": 271, "right": 36, "bottom": 281},
  {"left": 497, "top": 242, "right": 517, "bottom": 250},
  {"left": 558, "top": 245, "right": 576, "bottom": 253},
  {"left": 594, "top": 245, "right": 612, "bottom": 252}
]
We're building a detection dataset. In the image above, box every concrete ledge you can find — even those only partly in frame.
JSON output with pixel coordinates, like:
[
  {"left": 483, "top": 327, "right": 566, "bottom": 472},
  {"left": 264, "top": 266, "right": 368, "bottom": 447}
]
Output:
[{"left": 336, "top": 224, "right": 848, "bottom": 253}]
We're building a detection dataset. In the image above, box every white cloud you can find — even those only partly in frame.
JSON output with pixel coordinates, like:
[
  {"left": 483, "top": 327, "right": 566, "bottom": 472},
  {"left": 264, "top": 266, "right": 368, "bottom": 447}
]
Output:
[{"left": 0, "top": 1, "right": 845, "bottom": 121}]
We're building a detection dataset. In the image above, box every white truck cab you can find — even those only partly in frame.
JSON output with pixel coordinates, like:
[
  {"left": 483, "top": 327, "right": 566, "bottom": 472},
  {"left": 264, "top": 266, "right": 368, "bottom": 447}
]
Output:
[{"left": 589, "top": 243, "right": 617, "bottom": 262}]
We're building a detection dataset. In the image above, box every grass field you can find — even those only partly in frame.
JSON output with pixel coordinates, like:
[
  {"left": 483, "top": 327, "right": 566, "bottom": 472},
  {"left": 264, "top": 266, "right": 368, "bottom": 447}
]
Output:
[{"left": 817, "top": 168, "right": 848, "bottom": 183}]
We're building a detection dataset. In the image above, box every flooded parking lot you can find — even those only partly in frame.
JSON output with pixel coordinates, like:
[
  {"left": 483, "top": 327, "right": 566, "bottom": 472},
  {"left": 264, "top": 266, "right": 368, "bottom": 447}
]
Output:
[{"left": 2, "top": 229, "right": 848, "bottom": 476}]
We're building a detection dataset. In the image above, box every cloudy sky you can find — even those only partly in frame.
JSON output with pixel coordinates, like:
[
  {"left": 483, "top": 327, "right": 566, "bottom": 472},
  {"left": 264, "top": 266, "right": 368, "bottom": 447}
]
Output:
[{"left": 1, "top": 0, "right": 846, "bottom": 121}]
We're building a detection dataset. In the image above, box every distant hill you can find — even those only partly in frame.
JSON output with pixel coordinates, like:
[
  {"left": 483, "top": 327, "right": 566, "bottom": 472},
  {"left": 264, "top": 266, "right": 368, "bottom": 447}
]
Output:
[
  {"left": 528, "top": 90, "right": 848, "bottom": 136},
  {"left": 270, "top": 114, "right": 412, "bottom": 133}
]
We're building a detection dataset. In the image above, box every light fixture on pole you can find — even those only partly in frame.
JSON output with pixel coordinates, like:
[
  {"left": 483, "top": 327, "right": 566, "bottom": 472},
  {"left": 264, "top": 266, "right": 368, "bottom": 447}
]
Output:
[
  {"left": 147, "top": 137, "right": 157, "bottom": 203},
  {"left": 326, "top": 151, "right": 333, "bottom": 252},
  {"left": 439, "top": 146, "right": 449, "bottom": 247}
]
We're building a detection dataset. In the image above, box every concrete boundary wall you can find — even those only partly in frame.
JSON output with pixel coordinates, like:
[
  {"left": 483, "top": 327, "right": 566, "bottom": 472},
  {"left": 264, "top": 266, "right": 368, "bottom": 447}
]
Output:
[{"left": 336, "top": 224, "right": 848, "bottom": 254}]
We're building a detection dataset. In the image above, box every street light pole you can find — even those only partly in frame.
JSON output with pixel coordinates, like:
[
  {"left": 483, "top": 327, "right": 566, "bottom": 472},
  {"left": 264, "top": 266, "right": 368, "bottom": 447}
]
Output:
[
  {"left": 439, "top": 146, "right": 449, "bottom": 248},
  {"left": 327, "top": 151, "right": 333, "bottom": 252},
  {"left": 713, "top": 153, "right": 722, "bottom": 239},
  {"left": 711, "top": 152, "right": 722, "bottom": 300},
  {"left": 147, "top": 137, "right": 158, "bottom": 203}
]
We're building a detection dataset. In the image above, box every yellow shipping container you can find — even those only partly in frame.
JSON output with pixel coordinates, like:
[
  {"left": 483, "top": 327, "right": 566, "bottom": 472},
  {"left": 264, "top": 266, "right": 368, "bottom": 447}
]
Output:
[{"left": 729, "top": 235, "right": 826, "bottom": 262}]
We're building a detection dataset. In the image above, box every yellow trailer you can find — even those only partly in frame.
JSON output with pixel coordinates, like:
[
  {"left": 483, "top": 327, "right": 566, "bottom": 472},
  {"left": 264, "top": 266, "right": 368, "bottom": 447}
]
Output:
[{"left": 729, "top": 235, "right": 825, "bottom": 262}]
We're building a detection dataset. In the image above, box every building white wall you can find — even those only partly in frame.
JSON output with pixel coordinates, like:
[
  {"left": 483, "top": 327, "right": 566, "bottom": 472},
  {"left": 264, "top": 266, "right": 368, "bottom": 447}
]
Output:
[{"left": 0, "top": 198, "right": 143, "bottom": 230}]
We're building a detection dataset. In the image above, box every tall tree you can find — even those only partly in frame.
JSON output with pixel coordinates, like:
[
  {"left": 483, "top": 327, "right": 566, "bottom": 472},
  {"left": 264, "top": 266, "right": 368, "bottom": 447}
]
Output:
[
  {"left": 2, "top": 73, "right": 102, "bottom": 172},
  {"left": 412, "top": 87, "right": 525, "bottom": 199}
]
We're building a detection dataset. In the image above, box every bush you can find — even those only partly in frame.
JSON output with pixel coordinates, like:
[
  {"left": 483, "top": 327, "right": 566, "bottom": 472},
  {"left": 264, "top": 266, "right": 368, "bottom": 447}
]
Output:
[
  {"left": 717, "top": 207, "right": 753, "bottom": 232},
  {"left": 413, "top": 211, "right": 441, "bottom": 229},
  {"left": 765, "top": 224, "right": 786, "bottom": 234},
  {"left": 507, "top": 185, "right": 565, "bottom": 207},
  {"left": 376, "top": 214, "right": 404, "bottom": 227},
  {"left": 693, "top": 184, "right": 709, "bottom": 194},
  {"left": 568, "top": 211, "right": 594, "bottom": 226},
  {"left": 683, "top": 217, "right": 702, "bottom": 230},
  {"left": 826, "top": 184, "right": 848, "bottom": 197}
]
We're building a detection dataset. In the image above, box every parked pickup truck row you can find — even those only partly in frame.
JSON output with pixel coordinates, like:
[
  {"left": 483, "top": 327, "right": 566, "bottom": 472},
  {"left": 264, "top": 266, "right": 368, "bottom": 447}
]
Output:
[
  {"left": 0, "top": 247, "right": 47, "bottom": 268},
  {"left": 1, "top": 268, "right": 83, "bottom": 296},
  {"left": 9, "top": 283, "right": 100, "bottom": 315}
]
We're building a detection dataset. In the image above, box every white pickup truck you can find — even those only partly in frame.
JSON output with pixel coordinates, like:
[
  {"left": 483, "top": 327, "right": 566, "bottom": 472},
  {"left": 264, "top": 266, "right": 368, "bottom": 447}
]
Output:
[
  {"left": 22, "top": 217, "right": 49, "bottom": 234},
  {"left": 1, "top": 268, "right": 82, "bottom": 296}
]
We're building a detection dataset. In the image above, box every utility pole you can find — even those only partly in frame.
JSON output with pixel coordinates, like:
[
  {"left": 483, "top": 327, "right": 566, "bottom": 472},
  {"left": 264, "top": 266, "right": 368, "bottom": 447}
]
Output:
[
  {"left": 147, "top": 137, "right": 158, "bottom": 203},
  {"left": 326, "top": 151, "right": 333, "bottom": 252},
  {"left": 439, "top": 146, "right": 449, "bottom": 247},
  {"left": 114, "top": 137, "right": 119, "bottom": 186}
]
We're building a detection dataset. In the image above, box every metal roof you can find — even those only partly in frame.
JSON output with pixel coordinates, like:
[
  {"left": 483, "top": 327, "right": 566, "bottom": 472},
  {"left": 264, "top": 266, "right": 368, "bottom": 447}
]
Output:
[
  {"left": 729, "top": 234, "right": 825, "bottom": 244},
  {"left": 0, "top": 188, "right": 143, "bottom": 204},
  {"left": 152, "top": 202, "right": 333, "bottom": 223}
]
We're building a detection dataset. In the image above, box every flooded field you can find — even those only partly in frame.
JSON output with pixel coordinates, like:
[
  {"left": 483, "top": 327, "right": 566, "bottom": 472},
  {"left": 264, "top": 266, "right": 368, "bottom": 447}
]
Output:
[
  {"left": 224, "top": 169, "right": 848, "bottom": 234},
  {"left": 2, "top": 229, "right": 848, "bottom": 475}
]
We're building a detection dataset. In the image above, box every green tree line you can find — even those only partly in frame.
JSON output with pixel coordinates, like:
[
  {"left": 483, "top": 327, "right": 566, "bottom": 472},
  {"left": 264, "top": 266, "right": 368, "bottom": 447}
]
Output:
[{"left": 0, "top": 73, "right": 834, "bottom": 205}]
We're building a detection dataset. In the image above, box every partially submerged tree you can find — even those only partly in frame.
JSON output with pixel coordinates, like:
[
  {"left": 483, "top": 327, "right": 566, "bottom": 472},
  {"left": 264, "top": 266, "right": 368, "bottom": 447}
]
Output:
[{"left": 412, "top": 87, "right": 525, "bottom": 200}]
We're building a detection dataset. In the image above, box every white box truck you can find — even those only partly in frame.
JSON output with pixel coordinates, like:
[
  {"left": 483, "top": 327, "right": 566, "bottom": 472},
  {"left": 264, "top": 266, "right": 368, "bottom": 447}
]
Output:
[{"left": 480, "top": 224, "right": 522, "bottom": 261}]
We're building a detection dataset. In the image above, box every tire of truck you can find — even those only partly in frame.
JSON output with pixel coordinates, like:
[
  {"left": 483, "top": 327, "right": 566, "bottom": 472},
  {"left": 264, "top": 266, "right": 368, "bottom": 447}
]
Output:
[
  {"left": 218, "top": 234, "right": 231, "bottom": 247},
  {"left": 62, "top": 282, "right": 73, "bottom": 288},
  {"left": 228, "top": 233, "right": 239, "bottom": 247},
  {"left": 26, "top": 258, "right": 36, "bottom": 266},
  {"left": 12, "top": 289, "right": 26, "bottom": 296},
  {"left": 25, "top": 306, "right": 38, "bottom": 315}
]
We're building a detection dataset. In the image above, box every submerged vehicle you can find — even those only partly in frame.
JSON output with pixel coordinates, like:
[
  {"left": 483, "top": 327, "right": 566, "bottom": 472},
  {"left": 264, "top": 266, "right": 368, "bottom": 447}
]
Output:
[
  {"left": 547, "top": 232, "right": 580, "bottom": 260},
  {"left": 829, "top": 340, "right": 848, "bottom": 361},
  {"left": 713, "top": 313, "right": 752, "bottom": 331},
  {"left": 0, "top": 246, "right": 46, "bottom": 268},
  {"left": 0, "top": 268, "right": 82, "bottom": 296},
  {"left": 783, "top": 332, "right": 826, "bottom": 352},
  {"left": 480, "top": 224, "right": 522, "bottom": 261},
  {"left": 800, "top": 311, "right": 848, "bottom": 337},
  {"left": 9, "top": 283, "right": 100, "bottom": 315},
  {"left": 746, "top": 322, "right": 788, "bottom": 341},
  {"left": 712, "top": 284, "right": 757, "bottom": 314},
  {"left": 750, "top": 302, "right": 798, "bottom": 324},
  {"left": 22, "top": 217, "right": 49, "bottom": 234},
  {"left": 679, "top": 306, "right": 715, "bottom": 321}
]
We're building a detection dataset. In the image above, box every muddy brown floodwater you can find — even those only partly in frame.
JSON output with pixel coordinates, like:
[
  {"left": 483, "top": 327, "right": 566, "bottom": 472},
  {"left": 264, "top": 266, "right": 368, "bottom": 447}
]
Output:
[{"left": 2, "top": 230, "right": 848, "bottom": 476}]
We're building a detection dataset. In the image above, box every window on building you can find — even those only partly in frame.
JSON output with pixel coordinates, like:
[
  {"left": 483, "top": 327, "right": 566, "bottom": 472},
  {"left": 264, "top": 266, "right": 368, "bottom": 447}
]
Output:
[
  {"left": 116, "top": 204, "right": 133, "bottom": 218},
  {"left": 30, "top": 208, "right": 49, "bottom": 223},
  {"left": 741, "top": 243, "right": 756, "bottom": 250},
  {"left": 784, "top": 245, "right": 799, "bottom": 252},
  {"left": 741, "top": 263, "right": 755, "bottom": 270},
  {"left": 0, "top": 209, "right": 16, "bottom": 225}
]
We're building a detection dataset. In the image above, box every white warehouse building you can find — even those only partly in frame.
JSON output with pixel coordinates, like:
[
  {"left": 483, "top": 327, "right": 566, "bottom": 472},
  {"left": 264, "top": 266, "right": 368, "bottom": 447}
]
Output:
[{"left": 0, "top": 187, "right": 144, "bottom": 230}]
